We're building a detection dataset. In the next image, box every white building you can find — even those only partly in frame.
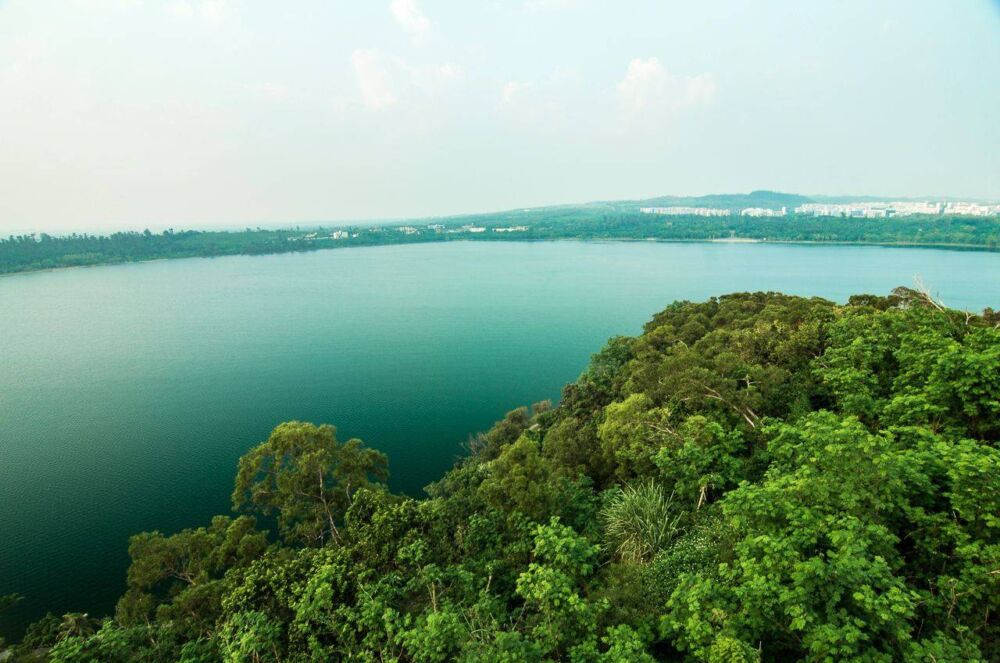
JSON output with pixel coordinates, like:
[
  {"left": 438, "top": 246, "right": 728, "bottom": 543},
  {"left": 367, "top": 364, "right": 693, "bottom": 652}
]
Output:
[
  {"left": 640, "top": 206, "right": 731, "bottom": 217},
  {"left": 795, "top": 202, "right": 945, "bottom": 218},
  {"left": 740, "top": 207, "right": 786, "bottom": 217},
  {"left": 943, "top": 202, "right": 1000, "bottom": 216}
]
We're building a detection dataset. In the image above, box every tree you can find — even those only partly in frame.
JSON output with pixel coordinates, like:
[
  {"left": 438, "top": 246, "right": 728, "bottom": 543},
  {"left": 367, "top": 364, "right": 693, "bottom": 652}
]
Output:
[
  {"left": 515, "top": 518, "right": 604, "bottom": 658},
  {"left": 56, "top": 613, "right": 100, "bottom": 642},
  {"left": 232, "top": 421, "right": 388, "bottom": 546},
  {"left": 478, "top": 433, "right": 595, "bottom": 527},
  {"left": 219, "top": 611, "right": 283, "bottom": 663},
  {"left": 663, "top": 412, "right": 998, "bottom": 661},
  {"left": 653, "top": 415, "right": 747, "bottom": 509},
  {"left": 116, "top": 515, "right": 268, "bottom": 636}
]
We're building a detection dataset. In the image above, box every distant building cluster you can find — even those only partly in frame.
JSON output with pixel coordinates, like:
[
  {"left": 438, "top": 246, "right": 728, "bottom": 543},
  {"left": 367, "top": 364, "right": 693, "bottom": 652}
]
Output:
[
  {"left": 444, "top": 224, "right": 529, "bottom": 234},
  {"left": 941, "top": 202, "right": 1000, "bottom": 216},
  {"left": 290, "top": 230, "right": 360, "bottom": 241},
  {"left": 289, "top": 223, "right": 531, "bottom": 243},
  {"left": 640, "top": 206, "right": 730, "bottom": 217},
  {"left": 795, "top": 201, "right": 1000, "bottom": 217},
  {"left": 641, "top": 201, "right": 1000, "bottom": 218},
  {"left": 795, "top": 202, "right": 942, "bottom": 218},
  {"left": 741, "top": 207, "right": 787, "bottom": 217}
]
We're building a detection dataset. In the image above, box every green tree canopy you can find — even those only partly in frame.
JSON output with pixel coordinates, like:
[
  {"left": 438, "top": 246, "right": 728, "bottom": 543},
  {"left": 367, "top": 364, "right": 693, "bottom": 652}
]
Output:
[
  {"left": 232, "top": 421, "right": 388, "bottom": 546},
  {"left": 13, "top": 291, "right": 1000, "bottom": 662}
]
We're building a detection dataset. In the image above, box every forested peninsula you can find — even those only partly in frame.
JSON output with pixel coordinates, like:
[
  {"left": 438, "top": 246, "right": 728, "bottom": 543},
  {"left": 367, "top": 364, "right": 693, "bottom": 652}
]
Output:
[
  {"left": 4, "top": 191, "right": 1000, "bottom": 275},
  {"left": 3, "top": 288, "right": 999, "bottom": 662}
]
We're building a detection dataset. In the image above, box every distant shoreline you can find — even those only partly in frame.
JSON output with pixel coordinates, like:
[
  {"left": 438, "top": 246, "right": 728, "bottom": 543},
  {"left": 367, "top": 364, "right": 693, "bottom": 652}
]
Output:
[{"left": 3, "top": 235, "right": 999, "bottom": 278}]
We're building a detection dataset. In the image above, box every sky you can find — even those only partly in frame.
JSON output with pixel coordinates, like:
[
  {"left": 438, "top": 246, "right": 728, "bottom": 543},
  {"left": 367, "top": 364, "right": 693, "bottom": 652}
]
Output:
[{"left": 0, "top": 0, "right": 998, "bottom": 234}]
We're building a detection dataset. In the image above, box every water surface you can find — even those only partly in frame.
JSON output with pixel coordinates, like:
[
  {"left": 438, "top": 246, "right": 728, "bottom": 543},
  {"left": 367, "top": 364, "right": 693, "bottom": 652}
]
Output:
[{"left": 2, "top": 240, "right": 999, "bottom": 636}]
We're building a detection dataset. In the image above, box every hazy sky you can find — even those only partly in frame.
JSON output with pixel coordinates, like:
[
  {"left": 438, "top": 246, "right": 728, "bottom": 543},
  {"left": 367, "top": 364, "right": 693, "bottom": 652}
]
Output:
[{"left": 1, "top": 1, "right": 998, "bottom": 233}]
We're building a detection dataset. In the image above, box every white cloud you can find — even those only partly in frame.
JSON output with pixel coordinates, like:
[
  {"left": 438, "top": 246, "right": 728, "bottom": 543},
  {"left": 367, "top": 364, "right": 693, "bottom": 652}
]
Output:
[
  {"left": 500, "top": 65, "right": 579, "bottom": 106},
  {"left": 617, "top": 57, "right": 716, "bottom": 114},
  {"left": 351, "top": 49, "right": 461, "bottom": 110},
  {"left": 390, "top": 0, "right": 431, "bottom": 41}
]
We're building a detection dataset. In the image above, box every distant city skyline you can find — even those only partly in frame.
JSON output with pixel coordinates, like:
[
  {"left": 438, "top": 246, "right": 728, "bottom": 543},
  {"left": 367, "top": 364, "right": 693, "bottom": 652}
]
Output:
[
  {"left": 1, "top": 0, "right": 998, "bottom": 234},
  {"left": 640, "top": 199, "right": 1000, "bottom": 219},
  {"left": 4, "top": 190, "right": 1000, "bottom": 237}
]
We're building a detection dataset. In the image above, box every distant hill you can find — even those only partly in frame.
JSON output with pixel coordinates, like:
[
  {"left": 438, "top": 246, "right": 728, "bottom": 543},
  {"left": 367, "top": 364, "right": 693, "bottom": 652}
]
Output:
[
  {"left": 428, "top": 191, "right": 817, "bottom": 224},
  {"left": 629, "top": 190, "right": 814, "bottom": 210}
]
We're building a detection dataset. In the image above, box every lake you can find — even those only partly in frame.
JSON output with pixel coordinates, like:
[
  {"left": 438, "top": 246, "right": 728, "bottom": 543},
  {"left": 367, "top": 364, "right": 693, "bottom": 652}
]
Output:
[{"left": 1, "top": 239, "right": 999, "bottom": 636}]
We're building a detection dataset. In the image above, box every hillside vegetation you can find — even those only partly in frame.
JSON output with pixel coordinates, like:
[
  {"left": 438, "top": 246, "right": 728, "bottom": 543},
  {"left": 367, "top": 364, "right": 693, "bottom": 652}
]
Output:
[{"left": 4, "top": 288, "right": 1000, "bottom": 662}]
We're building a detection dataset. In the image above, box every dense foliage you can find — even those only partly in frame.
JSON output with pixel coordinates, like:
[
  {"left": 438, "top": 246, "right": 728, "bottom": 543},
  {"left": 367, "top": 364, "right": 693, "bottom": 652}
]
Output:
[
  {"left": 0, "top": 227, "right": 436, "bottom": 274},
  {"left": 526, "top": 213, "right": 1000, "bottom": 248},
  {"left": 4, "top": 206, "right": 999, "bottom": 274},
  {"left": 6, "top": 288, "right": 1000, "bottom": 662}
]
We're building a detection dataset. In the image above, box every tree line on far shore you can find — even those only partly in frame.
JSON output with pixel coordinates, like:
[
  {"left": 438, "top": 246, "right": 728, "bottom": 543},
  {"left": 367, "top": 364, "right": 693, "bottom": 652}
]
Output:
[{"left": 3, "top": 211, "right": 1000, "bottom": 274}]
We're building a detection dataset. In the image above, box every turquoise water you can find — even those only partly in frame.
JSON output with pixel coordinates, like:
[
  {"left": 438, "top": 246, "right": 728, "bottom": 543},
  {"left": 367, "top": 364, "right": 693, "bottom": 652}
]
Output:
[{"left": 1, "top": 240, "right": 999, "bottom": 636}]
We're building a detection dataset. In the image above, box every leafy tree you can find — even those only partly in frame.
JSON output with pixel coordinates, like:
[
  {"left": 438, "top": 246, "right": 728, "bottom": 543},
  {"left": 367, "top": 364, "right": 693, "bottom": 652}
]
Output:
[
  {"left": 515, "top": 518, "right": 603, "bottom": 658},
  {"left": 597, "top": 394, "right": 673, "bottom": 481},
  {"left": 466, "top": 406, "right": 533, "bottom": 461},
  {"left": 16, "top": 612, "right": 61, "bottom": 654},
  {"left": 541, "top": 415, "right": 604, "bottom": 480},
  {"left": 478, "top": 433, "right": 596, "bottom": 527},
  {"left": 232, "top": 421, "right": 388, "bottom": 546},
  {"left": 55, "top": 613, "right": 99, "bottom": 642},
  {"left": 218, "top": 610, "right": 283, "bottom": 663},
  {"left": 663, "top": 412, "right": 997, "bottom": 660},
  {"left": 654, "top": 415, "right": 748, "bottom": 509},
  {"left": 116, "top": 515, "right": 268, "bottom": 636}
]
